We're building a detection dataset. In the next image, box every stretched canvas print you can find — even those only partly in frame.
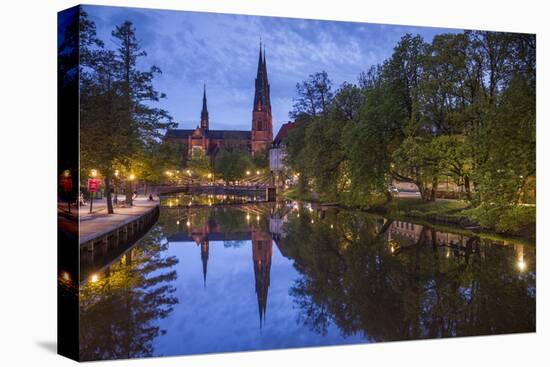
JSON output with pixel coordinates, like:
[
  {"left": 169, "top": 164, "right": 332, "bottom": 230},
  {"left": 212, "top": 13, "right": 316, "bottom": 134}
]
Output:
[{"left": 57, "top": 4, "right": 536, "bottom": 362}]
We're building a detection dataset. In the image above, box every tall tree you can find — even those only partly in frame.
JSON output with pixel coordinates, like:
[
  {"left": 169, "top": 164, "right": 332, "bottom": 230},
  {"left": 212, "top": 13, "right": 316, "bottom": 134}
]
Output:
[
  {"left": 290, "top": 71, "right": 334, "bottom": 118},
  {"left": 111, "top": 21, "right": 175, "bottom": 206}
]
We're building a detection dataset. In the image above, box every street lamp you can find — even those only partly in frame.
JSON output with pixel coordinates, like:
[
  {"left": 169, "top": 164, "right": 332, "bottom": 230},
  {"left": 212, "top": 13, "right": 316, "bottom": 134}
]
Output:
[
  {"left": 61, "top": 170, "right": 72, "bottom": 213},
  {"left": 89, "top": 169, "right": 98, "bottom": 214},
  {"left": 127, "top": 174, "right": 136, "bottom": 206},
  {"left": 114, "top": 170, "right": 120, "bottom": 205}
]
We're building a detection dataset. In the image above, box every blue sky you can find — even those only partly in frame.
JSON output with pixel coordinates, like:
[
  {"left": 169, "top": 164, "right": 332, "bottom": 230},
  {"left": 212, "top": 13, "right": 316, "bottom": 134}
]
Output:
[{"left": 84, "top": 5, "right": 462, "bottom": 135}]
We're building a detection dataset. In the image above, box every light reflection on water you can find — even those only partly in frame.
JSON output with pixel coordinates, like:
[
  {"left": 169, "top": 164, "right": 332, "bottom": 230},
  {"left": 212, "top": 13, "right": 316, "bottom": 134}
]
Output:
[{"left": 79, "top": 198, "right": 536, "bottom": 361}]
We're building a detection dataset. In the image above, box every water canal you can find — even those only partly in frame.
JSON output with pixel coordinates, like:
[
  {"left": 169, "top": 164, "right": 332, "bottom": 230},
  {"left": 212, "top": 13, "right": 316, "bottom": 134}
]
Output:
[{"left": 79, "top": 194, "right": 536, "bottom": 360}]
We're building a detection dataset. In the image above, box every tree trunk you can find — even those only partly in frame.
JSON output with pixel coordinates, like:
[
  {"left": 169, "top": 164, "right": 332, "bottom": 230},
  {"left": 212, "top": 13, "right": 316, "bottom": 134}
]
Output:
[
  {"left": 104, "top": 175, "right": 114, "bottom": 214},
  {"left": 417, "top": 182, "right": 428, "bottom": 201},
  {"left": 464, "top": 175, "right": 471, "bottom": 201},
  {"left": 384, "top": 190, "right": 393, "bottom": 204},
  {"left": 429, "top": 178, "right": 438, "bottom": 202},
  {"left": 125, "top": 180, "right": 133, "bottom": 206}
]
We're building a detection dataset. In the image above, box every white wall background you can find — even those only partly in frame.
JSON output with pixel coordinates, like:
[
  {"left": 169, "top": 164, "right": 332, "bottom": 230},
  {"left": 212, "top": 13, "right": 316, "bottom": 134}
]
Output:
[{"left": 0, "top": 0, "right": 548, "bottom": 366}]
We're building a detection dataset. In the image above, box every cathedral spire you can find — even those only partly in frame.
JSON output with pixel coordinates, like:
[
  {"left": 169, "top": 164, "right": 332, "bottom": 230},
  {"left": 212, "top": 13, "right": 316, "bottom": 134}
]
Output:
[
  {"left": 253, "top": 41, "right": 270, "bottom": 112},
  {"left": 201, "top": 83, "right": 209, "bottom": 130},
  {"left": 251, "top": 41, "right": 273, "bottom": 154}
]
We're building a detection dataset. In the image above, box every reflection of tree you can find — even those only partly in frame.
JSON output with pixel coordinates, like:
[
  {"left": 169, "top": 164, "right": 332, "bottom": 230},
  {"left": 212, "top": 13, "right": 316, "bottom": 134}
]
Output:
[
  {"left": 281, "top": 209, "right": 536, "bottom": 342},
  {"left": 79, "top": 226, "right": 178, "bottom": 361},
  {"left": 160, "top": 204, "right": 272, "bottom": 240}
]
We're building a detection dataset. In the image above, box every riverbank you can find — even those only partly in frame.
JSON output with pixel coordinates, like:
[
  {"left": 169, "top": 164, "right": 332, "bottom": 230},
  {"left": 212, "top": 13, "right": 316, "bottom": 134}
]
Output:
[
  {"left": 376, "top": 197, "right": 535, "bottom": 239},
  {"left": 281, "top": 189, "right": 535, "bottom": 240}
]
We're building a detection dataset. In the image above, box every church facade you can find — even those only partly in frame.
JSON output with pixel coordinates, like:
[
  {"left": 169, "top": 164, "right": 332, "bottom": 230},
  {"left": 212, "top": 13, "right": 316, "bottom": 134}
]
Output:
[{"left": 165, "top": 44, "right": 273, "bottom": 156}]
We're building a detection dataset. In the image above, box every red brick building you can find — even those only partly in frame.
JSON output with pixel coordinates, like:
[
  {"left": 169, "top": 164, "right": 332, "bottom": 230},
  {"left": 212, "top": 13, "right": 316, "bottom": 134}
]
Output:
[{"left": 165, "top": 44, "right": 273, "bottom": 156}]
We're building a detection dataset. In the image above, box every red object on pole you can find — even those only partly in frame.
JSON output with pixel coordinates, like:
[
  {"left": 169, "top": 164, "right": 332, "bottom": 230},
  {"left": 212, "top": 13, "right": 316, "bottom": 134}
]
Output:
[
  {"left": 61, "top": 177, "right": 73, "bottom": 193},
  {"left": 88, "top": 178, "right": 100, "bottom": 193}
]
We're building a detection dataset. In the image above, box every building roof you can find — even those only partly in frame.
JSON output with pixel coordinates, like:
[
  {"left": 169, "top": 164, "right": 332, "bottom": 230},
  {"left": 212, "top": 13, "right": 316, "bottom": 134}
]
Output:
[
  {"left": 272, "top": 121, "right": 295, "bottom": 146},
  {"left": 165, "top": 129, "right": 251, "bottom": 141},
  {"left": 207, "top": 130, "right": 251, "bottom": 140},
  {"left": 165, "top": 129, "right": 195, "bottom": 139}
]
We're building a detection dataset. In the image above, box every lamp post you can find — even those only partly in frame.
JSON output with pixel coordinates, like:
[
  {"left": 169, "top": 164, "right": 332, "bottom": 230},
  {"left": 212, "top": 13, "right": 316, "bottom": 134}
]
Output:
[
  {"left": 114, "top": 170, "right": 119, "bottom": 205},
  {"left": 61, "top": 169, "right": 72, "bottom": 213},
  {"left": 128, "top": 173, "right": 135, "bottom": 206},
  {"left": 89, "top": 169, "right": 98, "bottom": 214}
]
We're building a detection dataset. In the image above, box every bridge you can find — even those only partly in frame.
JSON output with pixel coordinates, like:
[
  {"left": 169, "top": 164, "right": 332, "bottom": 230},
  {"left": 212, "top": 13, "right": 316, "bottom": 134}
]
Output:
[{"left": 157, "top": 183, "right": 276, "bottom": 201}]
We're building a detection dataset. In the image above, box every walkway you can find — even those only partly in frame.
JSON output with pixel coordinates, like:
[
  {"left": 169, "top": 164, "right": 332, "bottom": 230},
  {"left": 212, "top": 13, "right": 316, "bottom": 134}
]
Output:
[{"left": 58, "top": 195, "right": 160, "bottom": 246}]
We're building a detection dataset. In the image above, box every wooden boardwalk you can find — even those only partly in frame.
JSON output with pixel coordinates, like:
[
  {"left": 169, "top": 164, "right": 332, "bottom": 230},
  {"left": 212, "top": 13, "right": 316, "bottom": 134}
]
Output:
[{"left": 79, "top": 197, "right": 159, "bottom": 247}]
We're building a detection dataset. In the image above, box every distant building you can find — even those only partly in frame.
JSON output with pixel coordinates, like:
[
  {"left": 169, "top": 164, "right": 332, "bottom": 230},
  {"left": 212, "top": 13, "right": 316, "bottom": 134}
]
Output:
[
  {"left": 165, "top": 43, "right": 273, "bottom": 156},
  {"left": 269, "top": 121, "right": 295, "bottom": 172}
]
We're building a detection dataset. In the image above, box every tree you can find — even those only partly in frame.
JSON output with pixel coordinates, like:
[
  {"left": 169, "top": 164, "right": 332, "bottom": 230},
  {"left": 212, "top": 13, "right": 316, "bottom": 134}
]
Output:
[
  {"left": 80, "top": 18, "right": 175, "bottom": 213},
  {"left": 187, "top": 149, "right": 212, "bottom": 180},
  {"left": 79, "top": 12, "right": 131, "bottom": 214},
  {"left": 111, "top": 21, "right": 175, "bottom": 206},
  {"left": 391, "top": 136, "right": 441, "bottom": 201},
  {"left": 213, "top": 148, "right": 253, "bottom": 184},
  {"left": 290, "top": 71, "right": 334, "bottom": 118}
]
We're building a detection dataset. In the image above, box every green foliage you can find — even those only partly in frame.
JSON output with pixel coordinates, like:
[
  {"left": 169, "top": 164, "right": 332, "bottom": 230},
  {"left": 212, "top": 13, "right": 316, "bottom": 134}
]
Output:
[
  {"left": 187, "top": 149, "right": 212, "bottom": 179},
  {"left": 138, "top": 141, "right": 183, "bottom": 184},
  {"left": 290, "top": 71, "right": 333, "bottom": 118},
  {"left": 252, "top": 148, "right": 269, "bottom": 170},
  {"left": 78, "top": 13, "right": 175, "bottom": 211},
  {"left": 284, "top": 31, "right": 535, "bottom": 232},
  {"left": 213, "top": 148, "right": 253, "bottom": 183},
  {"left": 464, "top": 204, "right": 535, "bottom": 233}
]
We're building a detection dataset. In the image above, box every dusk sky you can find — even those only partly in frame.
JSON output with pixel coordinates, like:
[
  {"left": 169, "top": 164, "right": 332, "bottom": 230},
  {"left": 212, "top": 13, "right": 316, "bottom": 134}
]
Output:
[{"left": 84, "top": 5, "right": 462, "bottom": 134}]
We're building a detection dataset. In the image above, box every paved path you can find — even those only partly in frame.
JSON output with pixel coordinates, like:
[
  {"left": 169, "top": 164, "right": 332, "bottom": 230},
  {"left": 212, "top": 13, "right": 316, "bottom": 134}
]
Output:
[{"left": 60, "top": 196, "right": 160, "bottom": 245}]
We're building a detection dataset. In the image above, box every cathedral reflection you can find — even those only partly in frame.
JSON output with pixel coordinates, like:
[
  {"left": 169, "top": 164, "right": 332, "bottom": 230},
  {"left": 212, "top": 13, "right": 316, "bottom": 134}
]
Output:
[{"left": 167, "top": 205, "right": 281, "bottom": 327}]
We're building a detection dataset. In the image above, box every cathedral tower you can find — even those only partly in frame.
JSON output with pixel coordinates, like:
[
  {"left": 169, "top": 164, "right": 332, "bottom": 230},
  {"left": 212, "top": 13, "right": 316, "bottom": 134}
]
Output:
[{"left": 251, "top": 43, "right": 273, "bottom": 154}]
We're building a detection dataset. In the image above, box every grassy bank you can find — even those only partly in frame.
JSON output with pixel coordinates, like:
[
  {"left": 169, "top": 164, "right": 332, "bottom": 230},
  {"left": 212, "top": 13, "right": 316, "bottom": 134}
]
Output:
[
  {"left": 281, "top": 189, "right": 535, "bottom": 239},
  {"left": 381, "top": 197, "right": 535, "bottom": 239},
  {"left": 384, "top": 198, "right": 471, "bottom": 223}
]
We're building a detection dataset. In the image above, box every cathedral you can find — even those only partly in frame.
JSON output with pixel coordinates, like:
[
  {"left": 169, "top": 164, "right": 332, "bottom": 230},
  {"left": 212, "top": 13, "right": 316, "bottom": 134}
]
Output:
[{"left": 165, "top": 44, "right": 273, "bottom": 156}]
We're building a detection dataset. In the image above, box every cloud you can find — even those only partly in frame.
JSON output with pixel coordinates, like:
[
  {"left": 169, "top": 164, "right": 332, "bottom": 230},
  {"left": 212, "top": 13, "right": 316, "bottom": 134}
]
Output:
[{"left": 83, "top": 5, "right": 461, "bottom": 134}]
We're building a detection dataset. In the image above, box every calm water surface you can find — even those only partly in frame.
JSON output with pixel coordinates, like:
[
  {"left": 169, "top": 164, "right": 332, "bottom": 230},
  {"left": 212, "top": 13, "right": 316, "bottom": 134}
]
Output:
[{"left": 79, "top": 196, "right": 536, "bottom": 361}]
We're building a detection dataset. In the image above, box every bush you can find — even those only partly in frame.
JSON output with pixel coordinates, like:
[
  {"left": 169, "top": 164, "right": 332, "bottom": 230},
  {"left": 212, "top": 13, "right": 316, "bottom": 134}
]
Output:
[{"left": 464, "top": 203, "right": 535, "bottom": 233}]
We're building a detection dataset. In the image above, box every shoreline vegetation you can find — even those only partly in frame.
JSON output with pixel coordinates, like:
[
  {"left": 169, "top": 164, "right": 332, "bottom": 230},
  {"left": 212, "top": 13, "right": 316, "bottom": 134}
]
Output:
[
  {"left": 282, "top": 189, "right": 535, "bottom": 241},
  {"left": 281, "top": 31, "right": 535, "bottom": 241}
]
